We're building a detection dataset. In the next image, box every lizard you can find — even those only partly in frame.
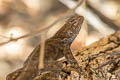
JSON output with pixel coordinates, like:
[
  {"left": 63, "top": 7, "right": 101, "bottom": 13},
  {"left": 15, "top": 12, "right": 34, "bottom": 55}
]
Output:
[
  {"left": 6, "top": 14, "right": 84, "bottom": 80},
  {"left": 34, "top": 30, "right": 120, "bottom": 80}
]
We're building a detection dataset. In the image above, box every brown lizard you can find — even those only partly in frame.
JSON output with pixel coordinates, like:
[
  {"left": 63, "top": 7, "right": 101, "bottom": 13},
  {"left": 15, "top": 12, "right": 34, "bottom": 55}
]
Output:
[
  {"left": 6, "top": 15, "right": 84, "bottom": 80},
  {"left": 35, "top": 30, "right": 120, "bottom": 80}
]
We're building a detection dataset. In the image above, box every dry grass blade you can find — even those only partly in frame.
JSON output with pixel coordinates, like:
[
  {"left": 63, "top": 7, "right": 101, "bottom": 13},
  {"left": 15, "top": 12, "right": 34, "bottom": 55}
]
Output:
[{"left": 39, "top": 32, "right": 47, "bottom": 69}]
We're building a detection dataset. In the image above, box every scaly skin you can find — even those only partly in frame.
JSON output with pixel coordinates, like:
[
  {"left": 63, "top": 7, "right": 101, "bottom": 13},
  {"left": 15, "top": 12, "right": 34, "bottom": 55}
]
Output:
[{"left": 6, "top": 15, "right": 84, "bottom": 80}]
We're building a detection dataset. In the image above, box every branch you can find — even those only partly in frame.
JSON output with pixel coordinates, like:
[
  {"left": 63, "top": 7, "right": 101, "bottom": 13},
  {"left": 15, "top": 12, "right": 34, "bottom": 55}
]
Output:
[
  {"left": 0, "top": 0, "right": 84, "bottom": 46},
  {"left": 34, "top": 30, "right": 120, "bottom": 80},
  {"left": 59, "top": 0, "right": 115, "bottom": 36}
]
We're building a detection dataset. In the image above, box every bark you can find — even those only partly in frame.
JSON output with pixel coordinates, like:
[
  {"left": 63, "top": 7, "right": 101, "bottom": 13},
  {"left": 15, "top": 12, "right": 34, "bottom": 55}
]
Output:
[
  {"left": 6, "top": 15, "right": 120, "bottom": 80},
  {"left": 34, "top": 30, "right": 120, "bottom": 80}
]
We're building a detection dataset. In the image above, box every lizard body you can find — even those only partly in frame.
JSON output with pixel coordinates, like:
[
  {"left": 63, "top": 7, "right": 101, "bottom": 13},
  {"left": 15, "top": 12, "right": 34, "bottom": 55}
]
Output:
[{"left": 6, "top": 15, "right": 84, "bottom": 80}]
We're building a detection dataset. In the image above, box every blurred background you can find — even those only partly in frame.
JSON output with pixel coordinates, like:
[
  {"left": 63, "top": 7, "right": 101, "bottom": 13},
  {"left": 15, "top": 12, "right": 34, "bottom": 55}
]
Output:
[{"left": 0, "top": 0, "right": 119, "bottom": 79}]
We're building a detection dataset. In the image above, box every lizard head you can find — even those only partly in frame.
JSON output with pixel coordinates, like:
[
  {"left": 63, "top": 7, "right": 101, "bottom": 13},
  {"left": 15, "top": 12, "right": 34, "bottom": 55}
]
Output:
[{"left": 52, "top": 15, "right": 84, "bottom": 45}]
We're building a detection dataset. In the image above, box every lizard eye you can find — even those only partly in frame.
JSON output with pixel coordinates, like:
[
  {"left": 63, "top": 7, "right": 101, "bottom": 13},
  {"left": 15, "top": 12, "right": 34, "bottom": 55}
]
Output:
[{"left": 67, "top": 31, "right": 72, "bottom": 36}]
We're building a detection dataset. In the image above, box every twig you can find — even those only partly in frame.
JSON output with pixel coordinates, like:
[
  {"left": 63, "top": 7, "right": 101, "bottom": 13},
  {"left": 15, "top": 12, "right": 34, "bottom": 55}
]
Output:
[
  {"left": 39, "top": 32, "right": 47, "bottom": 69},
  {"left": 94, "top": 56, "right": 120, "bottom": 70},
  {"left": 38, "top": 0, "right": 84, "bottom": 70},
  {"left": 109, "top": 52, "right": 120, "bottom": 57},
  {"left": 87, "top": 3, "right": 118, "bottom": 30},
  {"left": 0, "top": 0, "right": 84, "bottom": 46},
  {"left": 59, "top": 0, "right": 115, "bottom": 36},
  {"left": 0, "top": 34, "right": 9, "bottom": 39}
]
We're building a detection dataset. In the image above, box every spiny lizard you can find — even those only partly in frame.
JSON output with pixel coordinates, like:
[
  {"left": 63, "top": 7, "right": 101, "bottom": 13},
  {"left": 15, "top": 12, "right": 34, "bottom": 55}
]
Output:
[{"left": 6, "top": 15, "right": 84, "bottom": 80}]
